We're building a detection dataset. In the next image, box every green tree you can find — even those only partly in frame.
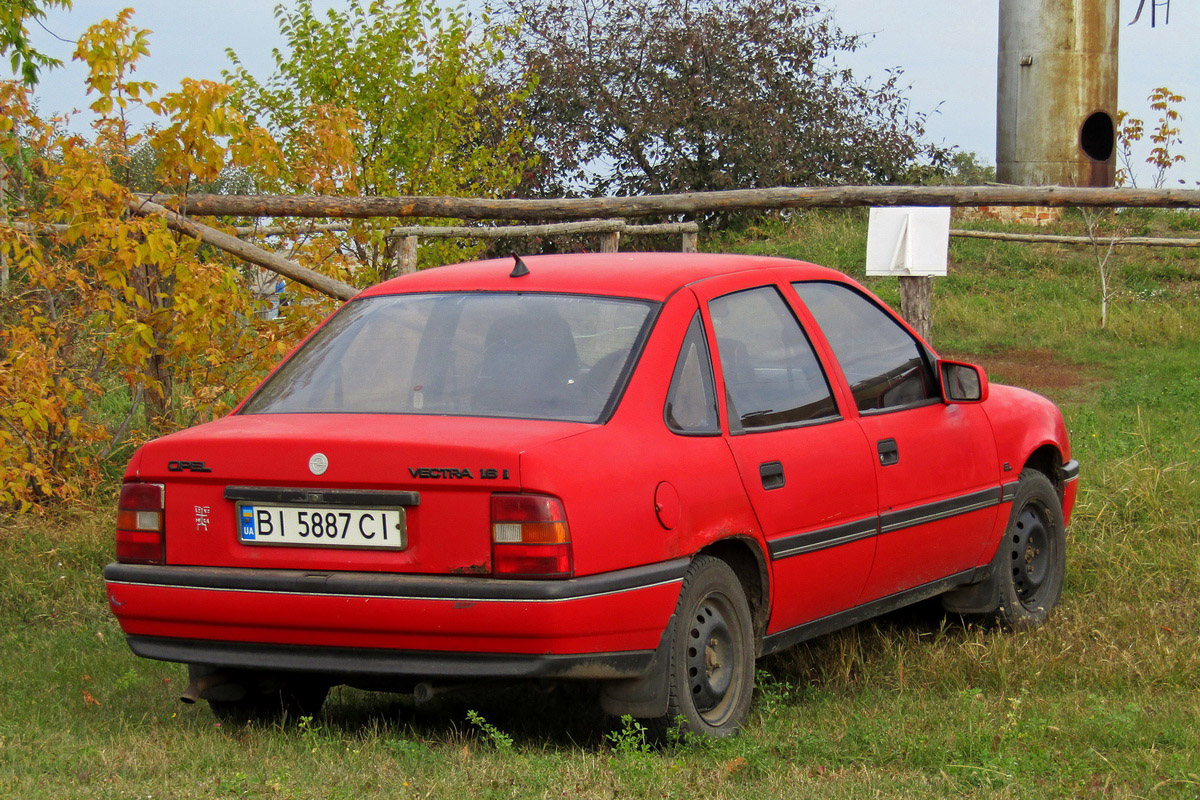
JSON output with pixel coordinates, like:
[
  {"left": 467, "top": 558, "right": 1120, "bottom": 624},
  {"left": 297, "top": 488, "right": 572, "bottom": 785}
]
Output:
[
  {"left": 1, "top": 0, "right": 71, "bottom": 85},
  {"left": 225, "top": 0, "right": 535, "bottom": 278},
  {"left": 496, "top": 0, "right": 948, "bottom": 200}
]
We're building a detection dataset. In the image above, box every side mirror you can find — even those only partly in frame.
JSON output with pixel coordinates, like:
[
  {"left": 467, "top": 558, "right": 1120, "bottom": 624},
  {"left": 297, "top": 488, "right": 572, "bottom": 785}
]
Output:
[{"left": 939, "top": 360, "right": 989, "bottom": 403}]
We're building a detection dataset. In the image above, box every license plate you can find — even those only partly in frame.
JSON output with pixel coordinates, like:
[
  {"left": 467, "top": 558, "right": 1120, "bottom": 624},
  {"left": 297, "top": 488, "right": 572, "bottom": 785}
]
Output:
[{"left": 236, "top": 503, "right": 407, "bottom": 550}]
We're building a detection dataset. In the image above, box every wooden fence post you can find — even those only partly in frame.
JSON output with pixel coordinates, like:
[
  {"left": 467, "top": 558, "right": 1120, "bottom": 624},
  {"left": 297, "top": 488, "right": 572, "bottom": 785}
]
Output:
[
  {"left": 397, "top": 235, "right": 418, "bottom": 274},
  {"left": 599, "top": 231, "right": 620, "bottom": 253},
  {"left": 681, "top": 231, "right": 699, "bottom": 253},
  {"left": 899, "top": 276, "right": 934, "bottom": 343}
]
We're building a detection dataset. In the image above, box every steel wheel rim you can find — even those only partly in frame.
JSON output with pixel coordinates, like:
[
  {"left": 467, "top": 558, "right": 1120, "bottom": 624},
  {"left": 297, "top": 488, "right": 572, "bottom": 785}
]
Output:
[
  {"left": 1011, "top": 500, "right": 1053, "bottom": 605},
  {"left": 684, "top": 591, "right": 744, "bottom": 725}
]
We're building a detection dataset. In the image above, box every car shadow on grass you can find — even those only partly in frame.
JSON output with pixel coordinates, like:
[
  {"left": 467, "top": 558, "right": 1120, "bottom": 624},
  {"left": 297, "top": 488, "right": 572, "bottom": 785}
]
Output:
[
  {"left": 314, "top": 679, "right": 616, "bottom": 749},
  {"left": 261, "top": 601, "right": 988, "bottom": 750},
  {"left": 756, "top": 599, "right": 989, "bottom": 700}
]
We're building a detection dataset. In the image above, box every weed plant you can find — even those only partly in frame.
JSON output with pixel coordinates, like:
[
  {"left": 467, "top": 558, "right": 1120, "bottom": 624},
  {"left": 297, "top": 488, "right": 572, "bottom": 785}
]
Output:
[{"left": 1, "top": 211, "right": 1198, "bottom": 798}]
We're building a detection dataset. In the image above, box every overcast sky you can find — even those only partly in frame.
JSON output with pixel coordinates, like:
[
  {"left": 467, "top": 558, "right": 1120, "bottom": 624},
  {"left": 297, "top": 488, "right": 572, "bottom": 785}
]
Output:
[{"left": 23, "top": 0, "right": 1200, "bottom": 185}]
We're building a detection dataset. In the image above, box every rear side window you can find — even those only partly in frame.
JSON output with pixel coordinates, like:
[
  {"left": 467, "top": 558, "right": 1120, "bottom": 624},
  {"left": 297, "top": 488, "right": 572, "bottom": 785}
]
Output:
[
  {"left": 242, "top": 293, "right": 656, "bottom": 423},
  {"left": 709, "top": 286, "right": 837, "bottom": 432},
  {"left": 792, "top": 281, "right": 937, "bottom": 413},
  {"left": 665, "top": 313, "right": 719, "bottom": 435}
]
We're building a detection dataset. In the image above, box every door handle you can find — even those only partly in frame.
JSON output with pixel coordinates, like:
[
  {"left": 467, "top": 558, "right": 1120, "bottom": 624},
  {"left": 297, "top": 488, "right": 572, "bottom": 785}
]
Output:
[
  {"left": 877, "top": 438, "right": 899, "bottom": 466},
  {"left": 759, "top": 461, "right": 785, "bottom": 490}
]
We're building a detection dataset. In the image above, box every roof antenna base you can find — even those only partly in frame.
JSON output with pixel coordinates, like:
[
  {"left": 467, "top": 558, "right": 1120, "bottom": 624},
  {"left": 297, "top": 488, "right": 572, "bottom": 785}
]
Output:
[{"left": 510, "top": 255, "right": 531, "bottom": 278}]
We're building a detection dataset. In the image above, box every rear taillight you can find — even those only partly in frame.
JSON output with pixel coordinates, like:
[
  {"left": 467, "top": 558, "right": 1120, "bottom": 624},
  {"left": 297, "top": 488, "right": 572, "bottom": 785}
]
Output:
[
  {"left": 491, "top": 493, "right": 573, "bottom": 578},
  {"left": 116, "top": 482, "right": 165, "bottom": 564}
]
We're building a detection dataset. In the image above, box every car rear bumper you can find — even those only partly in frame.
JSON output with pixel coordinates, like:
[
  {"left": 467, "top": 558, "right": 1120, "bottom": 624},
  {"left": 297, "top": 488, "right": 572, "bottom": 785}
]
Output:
[
  {"left": 124, "top": 635, "right": 656, "bottom": 680},
  {"left": 103, "top": 560, "right": 687, "bottom": 680}
]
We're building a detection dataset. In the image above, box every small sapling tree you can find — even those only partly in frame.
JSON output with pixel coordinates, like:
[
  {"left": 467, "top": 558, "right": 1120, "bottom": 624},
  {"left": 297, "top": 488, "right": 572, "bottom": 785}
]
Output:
[{"left": 225, "top": 0, "right": 535, "bottom": 280}]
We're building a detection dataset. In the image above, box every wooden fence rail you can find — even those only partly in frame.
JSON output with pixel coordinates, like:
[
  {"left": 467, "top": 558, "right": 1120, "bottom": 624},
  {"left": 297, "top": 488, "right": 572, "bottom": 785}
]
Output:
[
  {"left": 140, "top": 186, "right": 1200, "bottom": 221},
  {"left": 127, "top": 198, "right": 359, "bottom": 301},
  {"left": 948, "top": 229, "right": 1200, "bottom": 248},
  {"left": 232, "top": 219, "right": 700, "bottom": 238}
]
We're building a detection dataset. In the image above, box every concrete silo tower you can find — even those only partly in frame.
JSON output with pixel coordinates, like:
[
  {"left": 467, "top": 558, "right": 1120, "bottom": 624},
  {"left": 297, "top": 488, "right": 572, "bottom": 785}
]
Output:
[{"left": 997, "top": 0, "right": 1120, "bottom": 187}]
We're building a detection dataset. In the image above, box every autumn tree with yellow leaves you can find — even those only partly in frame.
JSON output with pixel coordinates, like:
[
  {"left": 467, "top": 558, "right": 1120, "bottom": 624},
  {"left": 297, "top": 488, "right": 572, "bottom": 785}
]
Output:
[{"left": 0, "top": 3, "right": 533, "bottom": 511}]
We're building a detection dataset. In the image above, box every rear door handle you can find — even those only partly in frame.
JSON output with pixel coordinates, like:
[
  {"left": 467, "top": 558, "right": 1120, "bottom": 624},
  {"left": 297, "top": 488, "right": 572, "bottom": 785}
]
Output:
[
  {"left": 759, "top": 461, "right": 785, "bottom": 490},
  {"left": 877, "top": 438, "right": 899, "bottom": 466}
]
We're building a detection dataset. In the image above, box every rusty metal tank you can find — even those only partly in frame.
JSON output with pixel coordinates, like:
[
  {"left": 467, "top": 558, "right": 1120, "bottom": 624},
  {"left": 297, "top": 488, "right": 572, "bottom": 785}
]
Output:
[{"left": 997, "top": 0, "right": 1119, "bottom": 187}]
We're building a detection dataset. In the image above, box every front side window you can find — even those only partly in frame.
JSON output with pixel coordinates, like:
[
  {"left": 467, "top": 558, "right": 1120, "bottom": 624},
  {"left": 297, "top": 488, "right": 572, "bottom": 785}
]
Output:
[
  {"left": 665, "top": 313, "right": 719, "bottom": 435},
  {"left": 709, "top": 286, "right": 838, "bottom": 432},
  {"left": 242, "top": 292, "right": 656, "bottom": 423},
  {"left": 792, "top": 281, "right": 937, "bottom": 413}
]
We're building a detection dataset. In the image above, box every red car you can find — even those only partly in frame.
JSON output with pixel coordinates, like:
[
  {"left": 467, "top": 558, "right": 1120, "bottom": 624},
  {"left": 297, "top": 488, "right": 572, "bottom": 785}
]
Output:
[{"left": 105, "top": 253, "right": 1077, "bottom": 737}]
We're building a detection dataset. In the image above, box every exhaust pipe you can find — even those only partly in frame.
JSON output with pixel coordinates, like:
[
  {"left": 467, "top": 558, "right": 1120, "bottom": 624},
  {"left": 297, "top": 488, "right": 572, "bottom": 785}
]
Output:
[
  {"left": 180, "top": 671, "right": 245, "bottom": 704},
  {"left": 412, "top": 681, "right": 470, "bottom": 706}
]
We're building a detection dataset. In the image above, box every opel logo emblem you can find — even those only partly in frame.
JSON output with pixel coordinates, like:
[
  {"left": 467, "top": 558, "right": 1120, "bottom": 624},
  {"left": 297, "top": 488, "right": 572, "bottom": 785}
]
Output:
[{"left": 308, "top": 453, "right": 329, "bottom": 476}]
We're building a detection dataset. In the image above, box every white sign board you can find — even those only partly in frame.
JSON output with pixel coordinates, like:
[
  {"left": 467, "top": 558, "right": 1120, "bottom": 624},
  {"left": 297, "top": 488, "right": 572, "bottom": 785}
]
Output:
[{"left": 865, "top": 206, "right": 951, "bottom": 277}]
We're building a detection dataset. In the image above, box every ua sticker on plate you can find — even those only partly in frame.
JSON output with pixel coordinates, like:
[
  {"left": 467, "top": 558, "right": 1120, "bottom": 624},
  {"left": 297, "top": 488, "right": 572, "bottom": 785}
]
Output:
[{"left": 239, "top": 506, "right": 257, "bottom": 540}]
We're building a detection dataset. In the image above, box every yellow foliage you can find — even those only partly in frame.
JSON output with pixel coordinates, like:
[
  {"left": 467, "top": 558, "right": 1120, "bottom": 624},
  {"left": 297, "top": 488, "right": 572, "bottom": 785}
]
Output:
[
  {"left": 0, "top": 13, "right": 337, "bottom": 511},
  {"left": 284, "top": 104, "right": 362, "bottom": 196}
]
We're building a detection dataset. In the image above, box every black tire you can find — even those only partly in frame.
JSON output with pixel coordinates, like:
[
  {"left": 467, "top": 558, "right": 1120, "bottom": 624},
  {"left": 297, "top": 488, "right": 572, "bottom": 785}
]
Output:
[
  {"left": 208, "top": 675, "right": 329, "bottom": 725},
  {"left": 654, "top": 555, "right": 755, "bottom": 739},
  {"left": 990, "top": 469, "right": 1066, "bottom": 628}
]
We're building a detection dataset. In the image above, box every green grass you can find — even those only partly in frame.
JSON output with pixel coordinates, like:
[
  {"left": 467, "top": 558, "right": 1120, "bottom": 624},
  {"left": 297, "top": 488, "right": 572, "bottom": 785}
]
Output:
[{"left": 2, "top": 210, "right": 1199, "bottom": 798}]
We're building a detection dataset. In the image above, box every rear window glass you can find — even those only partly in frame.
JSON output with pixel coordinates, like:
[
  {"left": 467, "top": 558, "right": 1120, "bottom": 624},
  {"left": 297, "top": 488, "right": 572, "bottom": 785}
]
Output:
[{"left": 242, "top": 293, "right": 656, "bottom": 423}]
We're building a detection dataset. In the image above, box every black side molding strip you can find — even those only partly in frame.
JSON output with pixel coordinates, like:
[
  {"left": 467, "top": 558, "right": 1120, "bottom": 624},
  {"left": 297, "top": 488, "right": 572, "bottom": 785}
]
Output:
[
  {"left": 770, "top": 485, "right": 1009, "bottom": 562},
  {"left": 879, "top": 486, "right": 1003, "bottom": 534},
  {"left": 104, "top": 558, "right": 690, "bottom": 603},
  {"left": 125, "top": 635, "right": 655, "bottom": 680},
  {"left": 769, "top": 517, "right": 878, "bottom": 560},
  {"left": 225, "top": 486, "right": 421, "bottom": 507},
  {"left": 761, "top": 567, "right": 986, "bottom": 656},
  {"left": 1058, "top": 460, "right": 1081, "bottom": 482}
]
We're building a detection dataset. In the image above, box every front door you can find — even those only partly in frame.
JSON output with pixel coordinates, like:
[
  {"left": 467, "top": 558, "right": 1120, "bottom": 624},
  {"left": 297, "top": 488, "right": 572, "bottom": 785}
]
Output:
[{"left": 791, "top": 280, "right": 1001, "bottom": 602}]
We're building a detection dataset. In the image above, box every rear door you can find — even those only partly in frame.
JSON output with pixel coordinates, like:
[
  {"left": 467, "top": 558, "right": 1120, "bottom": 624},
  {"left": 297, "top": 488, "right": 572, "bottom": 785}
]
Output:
[
  {"left": 791, "top": 281, "right": 1001, "bottom": 601},
  {"left": 692, "top": 277, "right": 878, "bottom": 632}
]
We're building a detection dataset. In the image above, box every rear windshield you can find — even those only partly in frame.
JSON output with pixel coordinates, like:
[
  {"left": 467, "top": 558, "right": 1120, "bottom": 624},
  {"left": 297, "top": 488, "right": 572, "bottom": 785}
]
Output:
[{"left": 241, "top": 292, "right": 657, "bottom": 423}]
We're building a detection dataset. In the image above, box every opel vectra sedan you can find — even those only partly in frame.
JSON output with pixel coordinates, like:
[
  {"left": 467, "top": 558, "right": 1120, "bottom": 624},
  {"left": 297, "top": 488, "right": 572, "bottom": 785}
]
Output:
[{"left": 105, "top": 253, "right": 1077, "bottom": 737}]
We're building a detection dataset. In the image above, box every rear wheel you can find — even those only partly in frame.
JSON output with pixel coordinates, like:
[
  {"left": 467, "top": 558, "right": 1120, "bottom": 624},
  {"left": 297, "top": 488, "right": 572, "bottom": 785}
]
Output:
[{"left": 654, "top": 555, "right": 755, "bottom": 738}]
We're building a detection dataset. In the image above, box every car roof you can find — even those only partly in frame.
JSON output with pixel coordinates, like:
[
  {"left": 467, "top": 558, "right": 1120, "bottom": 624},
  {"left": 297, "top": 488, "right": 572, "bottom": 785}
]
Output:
[{"left": 357, "top": 252, "right": 847, "bottom": 302}]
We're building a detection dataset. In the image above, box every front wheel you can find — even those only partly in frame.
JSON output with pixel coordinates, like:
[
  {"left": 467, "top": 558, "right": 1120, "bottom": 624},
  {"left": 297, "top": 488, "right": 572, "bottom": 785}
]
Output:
[
  {"left": 655, "top": 555, "right": 755, "bottom": 738},
  {"left": 991, "top": 470, "right": 1067, "bottom": 628}
]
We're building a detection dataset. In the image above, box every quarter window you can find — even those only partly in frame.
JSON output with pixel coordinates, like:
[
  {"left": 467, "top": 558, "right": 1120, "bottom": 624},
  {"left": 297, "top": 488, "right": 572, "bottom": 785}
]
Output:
[
  {"left": 665, "top": 313, "right": 720, "bottom": 435},
  {"left": 709, "top": 286, "right": 837, "bottom": 432},
  {"left": 792, "top": 281, "right": 937, "bottom": 412}
]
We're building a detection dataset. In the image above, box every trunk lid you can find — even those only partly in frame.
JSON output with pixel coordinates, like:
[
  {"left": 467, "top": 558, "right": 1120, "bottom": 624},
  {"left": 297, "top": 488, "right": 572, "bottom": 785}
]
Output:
[{"left": 131, "top": 413, "right": 590, "bottom": 574}]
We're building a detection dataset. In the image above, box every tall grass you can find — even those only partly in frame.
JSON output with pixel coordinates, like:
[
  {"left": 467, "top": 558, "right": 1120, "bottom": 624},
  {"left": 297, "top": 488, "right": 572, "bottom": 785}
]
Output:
[{"left": 1, "top": 210, "right": 1198, "bottom": 799}]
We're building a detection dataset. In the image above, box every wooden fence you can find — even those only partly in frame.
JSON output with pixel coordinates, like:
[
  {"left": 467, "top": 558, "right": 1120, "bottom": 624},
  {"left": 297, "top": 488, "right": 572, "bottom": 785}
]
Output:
[{"left": 8, "top": 185, "right": 1200, "bottom": 332}]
